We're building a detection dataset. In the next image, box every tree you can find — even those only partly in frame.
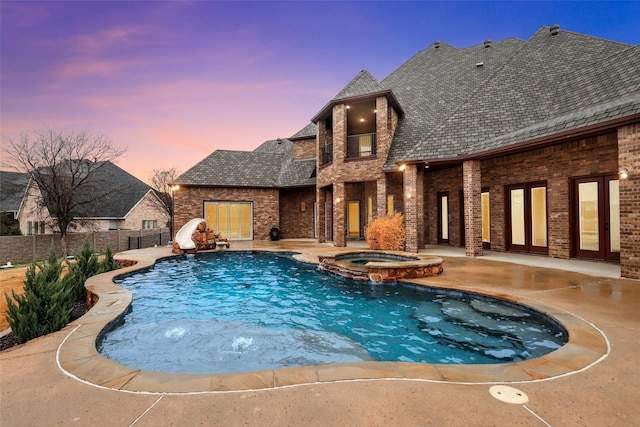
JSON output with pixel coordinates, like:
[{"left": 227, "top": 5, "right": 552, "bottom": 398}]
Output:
[
  {"left": 149, "top": 167, "right": 180, "bottom": 224},
  {"left": 5, "top": 129, "right": 125, "bottom": 253}
]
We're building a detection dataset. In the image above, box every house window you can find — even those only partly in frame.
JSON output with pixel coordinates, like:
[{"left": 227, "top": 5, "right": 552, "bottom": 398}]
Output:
[
  {"left": 142, "top": 220, "right": 158, "bottom": 229},
  {"left": 386, "top": 195, "right": 394, "bottom": 216},
  {"left": 367, "top": 196, "right": 373, "bottom": 224},
  {"left": 205, "top": 202, "right": 253, "bottom": 240},
  {"left": 27, "top": 221, "right": 45, "bottom": 235},
  {"left": 109, "top": 220, "right": 119, "bottom": 230}
]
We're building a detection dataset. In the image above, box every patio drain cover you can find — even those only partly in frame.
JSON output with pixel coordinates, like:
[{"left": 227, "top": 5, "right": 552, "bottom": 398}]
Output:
[{"left": 489, "top": 385, "right": 529, "bottom": 404}]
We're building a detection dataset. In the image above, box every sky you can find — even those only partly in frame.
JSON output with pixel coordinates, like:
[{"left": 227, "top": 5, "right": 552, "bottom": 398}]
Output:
[{"left": 1, "top": 1, "right": 639, "bottom": 184}]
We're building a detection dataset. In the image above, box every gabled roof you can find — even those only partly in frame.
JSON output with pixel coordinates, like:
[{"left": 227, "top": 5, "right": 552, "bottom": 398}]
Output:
[
  {"left": 311, "top": 70, "right": 404, "bottom": 123},
  {"left": 34, "top": 160, "right": 153, "bottom": 218},
  {"left": 290, "top": 122, "right": 317, "bottom": 140},
  {"left": 0, "top": 171, "right": 29, "bottom": 214},
  {"left": 175, "top": 139, "right": 316, "bottom": 188}
]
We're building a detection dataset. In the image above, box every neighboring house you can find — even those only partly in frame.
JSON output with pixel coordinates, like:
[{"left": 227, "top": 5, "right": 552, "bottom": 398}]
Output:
[
  {"left": 0, "top": 171, "right": 29, "bottom": 235},
  {"left": 18, "top": 161, "right": 169, "bottom": 234},
  {"left": 172, "top": 25, "right": 640, "bottom": 279}
]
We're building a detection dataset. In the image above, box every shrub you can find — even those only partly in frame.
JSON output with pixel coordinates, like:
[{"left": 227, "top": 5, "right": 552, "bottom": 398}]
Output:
[
  {"left": 5, "top": 249, "right": 73, "bottom": 343},
  {"left": 63, "top": 241, "right": 100, "bottom": 302},
  {"left": 365, "top": 213, "right": 407, "bottom": 251},
  {"left": 64, "top": 241, "right": 120, "bottom": 302}
]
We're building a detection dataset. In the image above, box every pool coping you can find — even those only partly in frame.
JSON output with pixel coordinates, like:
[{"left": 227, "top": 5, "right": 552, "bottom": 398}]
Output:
[{"left": 56, "top": 247, "right": 609, "bottom": 394}]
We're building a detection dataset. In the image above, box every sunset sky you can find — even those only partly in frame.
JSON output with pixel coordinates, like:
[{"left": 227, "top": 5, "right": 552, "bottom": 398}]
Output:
[{"left": 2, "top": 1, "right": 639, "bottom": 184}]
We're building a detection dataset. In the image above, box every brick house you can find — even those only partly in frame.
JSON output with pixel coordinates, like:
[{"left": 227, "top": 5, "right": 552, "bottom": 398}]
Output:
[
  {"left": 18, "top": 161, "right": 169, "bottom": 234},
  {"left": 172, "top": 26, "right": 640, "bottom": 279}
]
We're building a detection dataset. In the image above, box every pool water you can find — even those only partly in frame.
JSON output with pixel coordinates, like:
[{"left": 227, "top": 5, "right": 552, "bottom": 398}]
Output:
[{"left": 98, "top": 251, "right": 567, "bottom": 375}]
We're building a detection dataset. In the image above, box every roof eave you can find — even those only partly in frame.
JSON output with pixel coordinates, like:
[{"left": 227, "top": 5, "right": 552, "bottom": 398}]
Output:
[{"left": 311, "top": 90, "right": 404, "bottom": 123}]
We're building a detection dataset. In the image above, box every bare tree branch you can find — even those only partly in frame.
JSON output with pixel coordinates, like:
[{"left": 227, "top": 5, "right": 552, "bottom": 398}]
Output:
[{"left": 5, "top": 129, "right": 126, "bottom": 254}]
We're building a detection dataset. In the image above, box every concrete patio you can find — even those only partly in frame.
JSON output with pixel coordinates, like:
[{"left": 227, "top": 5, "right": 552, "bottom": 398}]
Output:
[{"left": 1, "top": 240, "right": 638, "bottom": 426}]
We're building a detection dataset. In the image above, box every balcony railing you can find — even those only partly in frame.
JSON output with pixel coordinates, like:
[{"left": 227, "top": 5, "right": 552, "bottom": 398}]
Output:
[
  {"left": 321, "top": 142, "right": 333, "bottom": 165},
  {"left": 347, "top": 133, "right": 377, "bottom": 158}
]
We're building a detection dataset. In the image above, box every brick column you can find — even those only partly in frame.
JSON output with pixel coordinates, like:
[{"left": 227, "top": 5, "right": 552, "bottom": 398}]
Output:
[
  {"left": 333, "top": 182, "right": 346, "bottom": 247},
  {"left": 333, "top": 104, "right": 346, "bottom": 163},
  {"left": 619, "top": 124, "right": 640, "bottom": 279},
  {"left": 463, "top": 160, "right": 483, "bottom": 256},
  {"left": 376, "top": 177, "right": 387, "bottom": 218},
  {"left": 403, "top": 164, "right": 423, "bottom": 252},
  {"left": 316, "top": 188, "right": 326, "bottom": 243}
]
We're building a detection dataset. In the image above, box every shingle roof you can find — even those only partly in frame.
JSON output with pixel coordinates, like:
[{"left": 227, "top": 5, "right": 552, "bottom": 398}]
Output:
[
  {"left": 290, "top": 122, "right": 317, "bottom": 140},
  {"left": 0, "top": 171, "right": 28, "bottom": 213},
  {"left": 36, "top": 161, "right": 153, "bottom": 218},
  {"left": 175, "top": 139, "right": 316, "bottom": 188},
  {"left": 394, "top": 27, "right": 636, "bottom": 165},
  {"left": 333, "top": 70, "right": 384, "bottom": 100}
]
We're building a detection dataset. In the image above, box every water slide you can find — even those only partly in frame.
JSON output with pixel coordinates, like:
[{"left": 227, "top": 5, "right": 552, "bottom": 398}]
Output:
[{"left": 174, "top": 218, "right": 205, "bottom": 250}]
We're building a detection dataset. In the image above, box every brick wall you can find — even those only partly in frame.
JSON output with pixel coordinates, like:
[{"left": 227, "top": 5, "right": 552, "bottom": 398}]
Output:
[
  {"left": 618, "top": 124, "right": 640, "bottom": 279},
  {"left": 279, "top": 187, "right": 316, "bottom": 238},
  {"left": 292, "top": 137, "right": 316, "bottom": 160},
  {"left": 463, "top": 160, "right": 483, "bottom": 256},
  {"left": 482, "top": 133, "right": 618, "bottom": 258},
  {"left": 173, "top": 186, "right": 279, "bottom": 241},
  {"left": 424, "top": 166, "right": 464, "bottom": 247}
]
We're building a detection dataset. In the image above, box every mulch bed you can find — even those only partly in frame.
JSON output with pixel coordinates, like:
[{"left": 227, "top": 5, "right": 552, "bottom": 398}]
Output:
[{"left": 0, "top": 301, "right": 87, "bottom": 352}]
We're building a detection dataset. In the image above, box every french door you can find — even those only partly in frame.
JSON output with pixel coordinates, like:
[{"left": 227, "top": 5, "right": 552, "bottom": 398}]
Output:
[
  {"left": 506, "top": 183, "right": 547, "bottom": 254},
  {"left": 573, "top": 175, "right": 620, "bottom": 261}
]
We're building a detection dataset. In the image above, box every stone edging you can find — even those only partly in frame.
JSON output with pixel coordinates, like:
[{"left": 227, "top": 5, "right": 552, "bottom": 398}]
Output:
[{"left": 56, "top": 248, "right": 609, "bottom": 394}]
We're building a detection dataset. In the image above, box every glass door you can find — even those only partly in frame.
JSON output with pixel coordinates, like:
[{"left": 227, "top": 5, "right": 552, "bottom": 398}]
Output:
[
  {"left": 573, "top": 175, "right": 620, "bottom": 261},
  {"left": 506, "top": 183, "right": 547, "bottom": 254},
  {"left": 438, "top": 192, "right": 449, "bottom": 244},
  {"left": 347, "top": 201, "right": 360, "bottom": 238}
]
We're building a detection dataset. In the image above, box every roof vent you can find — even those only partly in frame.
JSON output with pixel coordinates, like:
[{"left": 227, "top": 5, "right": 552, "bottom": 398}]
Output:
[
  {"left": 476, "top": 62, "right": 484, "bottom": 68},
  {"left": 434, "top": 41, "right": 441, "bottom": 49},
  {"left": 277, "top": 138, "right": 282, "bottom": 144},
  {"left": 550, "top": 24, "right": 560, "bottom": 36},
  {"left": 484, "top": 40, "right": 491, "bottom": 48}
]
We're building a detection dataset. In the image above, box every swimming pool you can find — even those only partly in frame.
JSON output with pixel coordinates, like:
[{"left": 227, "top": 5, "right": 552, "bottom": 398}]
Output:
[{"left": 98, "top": 251, "right": 567, "bottom": 375}]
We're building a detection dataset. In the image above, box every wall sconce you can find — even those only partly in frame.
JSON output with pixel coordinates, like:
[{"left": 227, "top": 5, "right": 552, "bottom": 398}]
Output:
[
  {"left": 359, "top": 118, "right": 365, "bottom": 122},
  {"left": 620, "top": 167, "right": 629, "bottom": 180},
  {"left": 301, "top": 202, "right": 306, "bottom": 212},
  {"left": 335, "top": 197, "right": 341, "bottom": 203},
  {"left": 170, "top": 185, "right": 180, "bottom": 192},
  {"left": 399, "top": 164, "right": 407, "bottom": 171},
  {"left": 406, "top": 192, "right": 412, "bottom": 199}
]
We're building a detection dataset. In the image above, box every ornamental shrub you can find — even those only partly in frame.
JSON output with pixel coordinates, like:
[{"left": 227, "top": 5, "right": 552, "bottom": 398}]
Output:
[
  {"left": 63, "top": 241, "right": 120, "bottom": 302},
  {"left": 5, "top": 248, "right": 73, "bottom": 344},
  {"left": 365, "top": 213, "right": 407, "bottom": 251}
]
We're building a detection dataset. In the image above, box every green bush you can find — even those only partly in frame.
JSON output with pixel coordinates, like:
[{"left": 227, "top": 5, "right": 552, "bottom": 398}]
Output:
[
  {"left": 64, "top": 241, "right": 120, "bottom": 302},
  {"left": 5, "top": 249, "right": 73, "bottom": 344}
]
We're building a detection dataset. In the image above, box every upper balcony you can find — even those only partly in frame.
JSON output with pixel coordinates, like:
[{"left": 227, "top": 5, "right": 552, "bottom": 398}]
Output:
[{"left": 346, "top": 133, "right": 376, "bottom": 159}]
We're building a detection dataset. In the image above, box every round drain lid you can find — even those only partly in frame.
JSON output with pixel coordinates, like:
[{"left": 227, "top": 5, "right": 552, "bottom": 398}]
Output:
[{"left": 489, "top": 385, "right": 529, "bottom": 404}]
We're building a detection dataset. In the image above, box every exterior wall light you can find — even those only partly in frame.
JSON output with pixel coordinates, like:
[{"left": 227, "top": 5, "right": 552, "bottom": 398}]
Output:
[
  {"left": 620, "top": 167, "right": 629, "bottom": 179},
  {"left": 406, "top": 192, "right": 412, "bottom": 199},
  {"left": 335, "top": 197, "right": 341, "bottom": 203},
  {"left": 359, "top": 118, "right": 365, "bottom": 122},
  {"left": 171, "top": 185, "right": 180, "bottom": 191},
  {"left": 399, "top": 164, "right": 407, "bottom": 171}
]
